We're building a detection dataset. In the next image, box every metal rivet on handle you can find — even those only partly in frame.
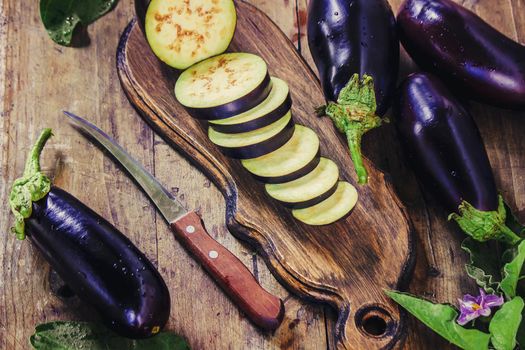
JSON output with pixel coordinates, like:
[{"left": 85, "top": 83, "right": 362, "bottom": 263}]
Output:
[
  {"left": 209, "top": 250, "right": 219, "bottom": 259},
  {"left": 186, "top": 225, "right": 195, "bottom": 234}
]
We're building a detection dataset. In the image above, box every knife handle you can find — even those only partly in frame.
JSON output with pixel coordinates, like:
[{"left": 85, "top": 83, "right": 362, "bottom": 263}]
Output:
[{"left": 170, "top": 211, "right": 285, "bottom": 331}]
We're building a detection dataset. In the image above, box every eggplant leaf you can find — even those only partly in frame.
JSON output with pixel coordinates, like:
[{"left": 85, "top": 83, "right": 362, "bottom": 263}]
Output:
[
  {"left": 385, "top": 291, "right": 490, "bottom": 350},
  {"left": 40, "top": 0, "right": 118, "bottom": 46},
  {"left": 461, "top": 238, "right": 502, "bottom": 293},
  {"left": 30, "top": 321, "right": 190, "bottom": 350},
  {"left": 500, "top": 240, "right": 525, "bottom": 299},
  {"left": 517, "top": 308, "right": 525, "bottom": 348},
  {"left": 489, "top": 297, "right": 524, "bottom": 350}
]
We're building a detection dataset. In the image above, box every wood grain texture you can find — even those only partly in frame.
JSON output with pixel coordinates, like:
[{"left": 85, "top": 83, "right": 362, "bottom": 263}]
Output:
[
  {"left": 117, "top": 2, "right": 413, "bottom": 348},
  {"left": 0, "top": 1, "right": 327, "bottom": 349},
  {"left": 1, "top": 0, "right": 525, "bottom": 349}
]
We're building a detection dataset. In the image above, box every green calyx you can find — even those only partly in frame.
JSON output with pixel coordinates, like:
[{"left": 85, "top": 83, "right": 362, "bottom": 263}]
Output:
[
  {"left": 448, "top": 196, "right": 521, "bottom": 245},
  {"left": 9, "top": 128, "right": 53, "bottom": 240},
  {"left": 320, "top": 74, "right": 382, "bottom": 185}
]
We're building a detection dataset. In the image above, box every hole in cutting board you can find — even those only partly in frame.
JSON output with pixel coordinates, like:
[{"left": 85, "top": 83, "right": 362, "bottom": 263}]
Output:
[
  {"left": 362, "top": 315, "right": 387, "bottom": 336},
  {"left": 355, "top": 305, "right": 394, "bottom": 338}
]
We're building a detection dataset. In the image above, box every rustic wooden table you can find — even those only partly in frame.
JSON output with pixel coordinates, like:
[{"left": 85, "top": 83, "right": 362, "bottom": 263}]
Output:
[{"left": 1, "top": 0, "right": 524, "bottom": 349}]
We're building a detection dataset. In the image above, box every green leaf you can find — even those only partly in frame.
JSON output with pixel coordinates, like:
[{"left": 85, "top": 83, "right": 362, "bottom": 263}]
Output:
[
  {"left": 461, "top": 238, "right": 503, "bottom": 293},
  {"left": 516, "top": 308, "right": 525, "bottom": 348},
  {"left": 500, "top": 240, "right": 525, "bottom": 299},
  {"left": 30, "top": 321, "right": 190, "bottom": 350},
  {"left": 386, "top": 291, "right": 490, "bottom": 350},
  {"left": 489, "top": 297, "right": 524, "bottom": 350},
  {"left": 40, "top": 0, "right": 118, "bottom": 46}
]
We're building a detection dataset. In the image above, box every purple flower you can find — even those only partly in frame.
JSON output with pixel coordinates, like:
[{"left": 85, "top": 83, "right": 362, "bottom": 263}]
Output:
[{"left": 457, "top": 289, "right": 504, "bottom": 325}]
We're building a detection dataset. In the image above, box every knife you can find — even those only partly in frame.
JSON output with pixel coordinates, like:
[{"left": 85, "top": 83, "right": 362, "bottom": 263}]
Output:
[{"left": 64, "top": 111, "right": 284, "bottom": 331}]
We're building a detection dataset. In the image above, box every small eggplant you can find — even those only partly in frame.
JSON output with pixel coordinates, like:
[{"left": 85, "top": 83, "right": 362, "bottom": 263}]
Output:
[
  {"left": 397, "top": 0, "right": 525, "bottom": 110},
  {"left": 307, "top": 0, "right": 399, "bottom": 184},
  {"left": 394, "top": 73, "right": 520, "bottom": 244},
  {"left": 9, "top": 129, "right": 170, "bottom": 338}
]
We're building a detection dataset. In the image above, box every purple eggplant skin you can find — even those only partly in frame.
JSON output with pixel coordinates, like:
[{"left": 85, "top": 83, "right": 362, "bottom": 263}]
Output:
[
  {"left": 394, "top": 72, "right": 498, "bottom": 214},
  {"left": 397, "top": 0, "right": 525, "bottom": 110},
  {"left": 26, "top": 186, "right": 171, "bottom": 339},
  {"left": 307, "top": 0, "right": 399, "bottom": 116},
  {"left": 135, "top": 0, "right": 150, "bottom": 31}
]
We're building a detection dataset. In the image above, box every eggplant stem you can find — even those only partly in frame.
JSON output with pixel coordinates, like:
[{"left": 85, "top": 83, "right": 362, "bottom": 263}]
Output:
[
  {"left": 9, "top": 128, "right": 53, "bottom": 240},
  {"left": 345, "top": 127, "right": 368, "bottom": 185},
  {"left": 497, "top": 223, "right": 521, "bottom": 245},
  {"left": 322, "top": 73, "right": 382, "bottom": 185},
  {"left": 449, "top": 196, "right": 522, "bottom": 245},
  {"left": 24, "top": 128, "right": 53, "bottom": 177}
]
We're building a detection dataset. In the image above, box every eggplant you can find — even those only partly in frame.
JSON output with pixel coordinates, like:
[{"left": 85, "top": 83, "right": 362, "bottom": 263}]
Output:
[
  {"left": 144, "top": 0, "right": 237, "bottom": 70},
  {"left": 209, "top": 77, "right": 293, "bottom": 134},
  {"left": 135, "top": 0, "right": 149, "bottom": 32},
  {"left": 175, "top": 53, "right": 272, "bottom": 120},
  {"left": 241, "top": 125, "right": 321, "bottom": 184},
  {"left": 292, "top": 181, "right": 358, "bottom": 225},
  {"left": 397, "top": 0, "right": 525, "bottom": 110},
  {"left": 307, "top": 0, "right": 399, "bottom": 184},
  {"left": 394, "top": 73, "right": 520, "bottom": 244},
  {"left": 208, "top": 112, "right": 295, "bottom": 159},
  {"left": 9, "top": 129, "right": 170, "bottom": 338},
  {"left": 265, "top": 158, "right": 340, "bottom": 209}
]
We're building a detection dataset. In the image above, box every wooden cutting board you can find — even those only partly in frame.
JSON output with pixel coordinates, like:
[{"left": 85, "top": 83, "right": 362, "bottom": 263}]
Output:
[{"left": 116, "top": 2, "right": 414, "bottom": 348}]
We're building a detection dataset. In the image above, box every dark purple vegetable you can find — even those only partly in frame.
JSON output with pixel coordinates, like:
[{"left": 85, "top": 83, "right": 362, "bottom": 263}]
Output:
[
  {"left": 307, "top": 0, "right": 399, "bottom": 113},
  {"left": 9, "top": 129, "right": 170, "bottom": 339},
  {"left": 395, "top": 73, "right": 520, "bottom": 244},
  {"left": 397, "top": 0, "right": 525, "bottom": 110},
  {"left": 135, "top": 0, "right": 149, "bottom": 31},
  {"left": 307, "top": 0, "right": 399, "bottom": 184}
]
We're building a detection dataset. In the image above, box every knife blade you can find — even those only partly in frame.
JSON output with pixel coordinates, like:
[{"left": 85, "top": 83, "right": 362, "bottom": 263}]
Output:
[{"left": 64, "top": 111, "right": 284, "bottom": 331}]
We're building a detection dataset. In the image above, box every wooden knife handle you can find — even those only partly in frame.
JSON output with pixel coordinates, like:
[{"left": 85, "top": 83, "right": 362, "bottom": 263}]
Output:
[{"left": 170, "top": 211, "right": 285, "bottom": 331}]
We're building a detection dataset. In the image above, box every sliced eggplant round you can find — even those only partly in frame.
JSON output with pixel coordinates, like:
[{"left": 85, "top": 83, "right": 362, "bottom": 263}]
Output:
[
  {"left": 145, "top": 0, "right": 237, "bottom": 70},
  {"left": 241, "top": 125, "right": 321, "bottom": 183},
  {"left": 209, "top": 77, "right": 292, "bottom": 133},
  {"left": 208, "top": 111, "right": 295, "bottom": 159},
  {"left": 175, "top": 53, "right": 271, "bottom": 120},
  {"left": 265, "top": 158, "right": 339, "bottom": 209},
  {"left": 292, "top": 181, "right": 358, "bottom": 226}
]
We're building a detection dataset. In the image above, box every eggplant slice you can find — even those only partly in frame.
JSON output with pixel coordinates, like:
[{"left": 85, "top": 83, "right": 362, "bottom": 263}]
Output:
[
  {"left": 292, "top": 182, "right": 358, "bottom": 225},
  {"left": 241, "top": 125, "right": 321, "bottom": 183},
  {"left": 208, "top": 111, "right": 295, "bottom": 159},
  {"left": 175, "top": 53, "right": 271, "bottom": 120},
  {"left": 265, "top": 158, "right": 339, "bottom": 209},
  {"left": 209, "top": 77, "right": 292, "bottom": 133},
  {"left": 145, "top": 0, "right": 237, "bottom": 70}
]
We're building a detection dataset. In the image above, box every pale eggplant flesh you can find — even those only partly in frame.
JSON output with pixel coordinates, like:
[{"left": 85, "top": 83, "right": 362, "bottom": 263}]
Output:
[
  {"left": 209, "top": 77, "right": 293, "bottom": 133},
  {"left": 265, "top": 158, "right": 340, "bottom": 209},
  {"left": 175, "top": 53, "right": 272, "bottom": 120},
  {"left": 241, "top": 125, "right": 321, "bottom": 184},
  {"left": 209, "top": 112, "right": 295, "bottom": 159},
  {"left": 145, "top": 0, "right": 237, "bottom": 69},
  {"left": 292, "top": 181, "right": 358, "bottom": 225}
]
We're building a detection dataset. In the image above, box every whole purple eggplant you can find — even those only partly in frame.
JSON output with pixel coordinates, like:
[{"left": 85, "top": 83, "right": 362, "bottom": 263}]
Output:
[
  {"left": 307, "top": 0, "right": 399, "bottom": 184},
  {"left": 9, "top": 129, "right": 170, "bottom": 338},
  {"left": 395, "top": 73, "right": 520, "bottom": 244},
  {"left": 397, "top": 0, "right": 525, "bottom": 110},
  {"left": 307, "top": 0, "right": 399, "bottom": 114}
]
